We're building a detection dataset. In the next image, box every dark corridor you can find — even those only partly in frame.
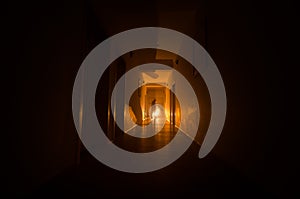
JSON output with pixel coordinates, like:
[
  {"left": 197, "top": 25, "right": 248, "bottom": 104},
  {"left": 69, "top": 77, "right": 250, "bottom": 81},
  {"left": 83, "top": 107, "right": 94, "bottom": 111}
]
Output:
[{"left": 4, "top": 0, "right": 295, "bottom": 198}]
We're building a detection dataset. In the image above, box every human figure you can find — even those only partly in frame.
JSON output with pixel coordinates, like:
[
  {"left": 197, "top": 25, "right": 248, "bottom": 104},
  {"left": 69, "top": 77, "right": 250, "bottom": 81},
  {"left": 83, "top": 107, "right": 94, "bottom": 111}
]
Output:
[
  {"left": 151, "top": 99, "right": 156, "bottom": 106},
  {"left": 151, "top": 99, "right": 156, "bottom": 120}
]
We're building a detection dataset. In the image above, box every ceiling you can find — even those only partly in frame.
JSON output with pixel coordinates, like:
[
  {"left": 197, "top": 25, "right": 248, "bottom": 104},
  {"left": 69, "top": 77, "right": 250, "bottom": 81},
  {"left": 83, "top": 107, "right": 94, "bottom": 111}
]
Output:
[{"left": 142, "top": 69, "right": 172, "bottom": 85}]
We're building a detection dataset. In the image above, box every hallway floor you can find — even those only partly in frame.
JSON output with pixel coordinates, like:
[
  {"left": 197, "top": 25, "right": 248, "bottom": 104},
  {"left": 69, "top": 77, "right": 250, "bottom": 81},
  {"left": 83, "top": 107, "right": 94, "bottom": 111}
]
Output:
[
  {"left": 114, "top": 120, "right": 178, "bottom": 153},
  {"left": 28, "top": 125, "right": 274, "bottom": 198}
]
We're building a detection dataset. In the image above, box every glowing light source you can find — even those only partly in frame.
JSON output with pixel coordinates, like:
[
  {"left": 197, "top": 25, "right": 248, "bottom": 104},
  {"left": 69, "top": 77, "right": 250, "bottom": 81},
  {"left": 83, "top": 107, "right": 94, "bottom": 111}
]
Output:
[{"left": 152, "top": 108, "right": 160, "bottom": 118}]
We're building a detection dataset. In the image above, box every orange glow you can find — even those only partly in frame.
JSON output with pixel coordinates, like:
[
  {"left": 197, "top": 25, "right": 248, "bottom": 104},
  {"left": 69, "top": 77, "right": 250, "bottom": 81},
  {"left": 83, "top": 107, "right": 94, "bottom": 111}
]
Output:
[{"left": 127, "top": 83, "right": 180, "bottom": 128}]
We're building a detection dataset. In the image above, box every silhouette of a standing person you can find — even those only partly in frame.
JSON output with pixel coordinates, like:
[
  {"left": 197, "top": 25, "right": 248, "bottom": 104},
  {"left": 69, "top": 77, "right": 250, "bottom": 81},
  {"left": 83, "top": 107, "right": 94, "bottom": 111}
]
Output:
[
  {"left": 151, "top": 99, "right": 156, "bottom": 106},
  {"left": 151, "top": 99, "right": 156, "bottom": 120}
]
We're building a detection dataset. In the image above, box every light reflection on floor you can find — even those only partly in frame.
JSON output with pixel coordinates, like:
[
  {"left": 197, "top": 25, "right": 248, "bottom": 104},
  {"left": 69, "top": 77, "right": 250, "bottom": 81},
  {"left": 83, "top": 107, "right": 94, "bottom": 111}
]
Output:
[{"left": 113, "top": 120, "right": 179, "bottom": 153}]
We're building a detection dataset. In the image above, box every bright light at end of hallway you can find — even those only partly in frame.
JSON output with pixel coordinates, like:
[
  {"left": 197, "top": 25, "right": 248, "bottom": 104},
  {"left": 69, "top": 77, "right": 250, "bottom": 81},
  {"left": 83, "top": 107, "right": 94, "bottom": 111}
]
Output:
[{"left": 152, "top": 108, "right": 161, "bottom": 118}]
